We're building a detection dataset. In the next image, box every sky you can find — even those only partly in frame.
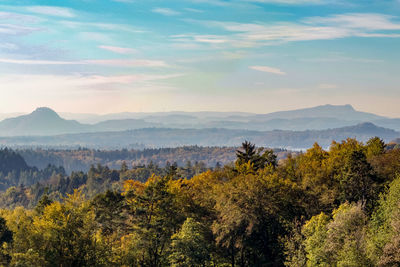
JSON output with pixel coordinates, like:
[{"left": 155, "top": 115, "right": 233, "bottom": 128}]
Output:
[{"left": 0, "top": 0, "right": 399, "bottom": 116}]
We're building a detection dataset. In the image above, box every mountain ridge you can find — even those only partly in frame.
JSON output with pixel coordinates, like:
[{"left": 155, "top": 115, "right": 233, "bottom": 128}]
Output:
[{"left": 0, "top": 105, "right": 399, "bottom": 137}]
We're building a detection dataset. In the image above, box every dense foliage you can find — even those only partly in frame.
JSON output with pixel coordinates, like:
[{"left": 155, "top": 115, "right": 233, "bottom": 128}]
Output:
[
  {"left": 0, "top": 138, "right": 399, "bottom": 266},
  {"left": 17, "top": 146, "right": 292, "bottom": 174}
]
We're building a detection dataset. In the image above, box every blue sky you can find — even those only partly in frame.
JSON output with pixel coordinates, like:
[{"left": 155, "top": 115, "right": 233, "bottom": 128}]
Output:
[{"left": 0, "top": 0, "right": 399, "bottom": 116}]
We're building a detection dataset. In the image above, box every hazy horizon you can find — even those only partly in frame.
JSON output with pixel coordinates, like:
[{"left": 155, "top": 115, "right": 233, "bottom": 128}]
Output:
[
  {"left": 0, "top": 103, "right": 397, "bottom": 119},
  {"left": 0, "top": 1, "right": 399, "bottom": 116}
]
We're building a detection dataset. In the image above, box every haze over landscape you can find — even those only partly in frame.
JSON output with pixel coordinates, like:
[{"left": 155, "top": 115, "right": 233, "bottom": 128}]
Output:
[
  {"left": 1, "top": 1, "right": 400, "bottom": 266},
  {"left": 0, "top": 104, "right": 399, "bottom": 149}
]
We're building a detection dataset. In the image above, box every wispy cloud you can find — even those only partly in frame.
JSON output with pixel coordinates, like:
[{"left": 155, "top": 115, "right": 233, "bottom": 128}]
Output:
[
  {"left": 112, "top": 0, "right": 134, "bottom": 3},
  {"left": 0, "top": 58, "right": 169, "bottom": 67},
  {"left": 86, "top": 59, "right": 168, "bottom": 67},
  {"left": 60, "top": 21, "right": 144, "bottom": 33},
  {"left": 187, "top": 13, "right": 400, "bottom": 48},
  {"left": 0, "top": 58, "right": 80, "bottom": 65},
  {"left": 0, "top": 24, "right": 40, "bottom": 35},
  {"left": 245, "top": 0, "right": 323, "bottom": 4},
  {"left": 0, "top": 74, "right": 182, "bottom": 93},
  {"left": 250, "top": 65, "right": 286, "bottom": 75},
  {"left": 0, "top": 43, "right": 18, "bottom": 50},
  {"left": 301, "top": 55, "right": 384, "bottom": 63},
  {"left": 65, "top": 74, "right": 181, "bottom": 86},
  {"left": 152, "top": 8, "right": 181, "bottom": 16},
  {"left": 26, "top": 6, "right": 75, "bottom": 18},
  {"left": 194, "top": 35, "right": 228, "bottom": 43},
  {"left": 187, "top": 0, "right": 231, "bottom": 6},
  {"left": 184, "top": 8, "right": 204, "bottom": 13},
  {"left": 304, "top": 13, "right": 400, "bottom": 30},
  {"left": 171, "top": 34, "right": 228, "bottom": 46},
  {"left": 78, "top": 32, "right": 111, "bottom": 42},
  {"left": 0, "top": 11, "right": 41, "bottom": 23},
  {"left": 98, "top": 45, "right": 136, "bottom": 54}
]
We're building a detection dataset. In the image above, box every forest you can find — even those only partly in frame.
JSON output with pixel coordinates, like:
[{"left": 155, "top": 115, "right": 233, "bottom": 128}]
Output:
[
  {"left": 16, "top": 146, "right": 292, "bottom": 174},
  {"left": 0, "top": 137, "right": 399, "bottom": 266}
]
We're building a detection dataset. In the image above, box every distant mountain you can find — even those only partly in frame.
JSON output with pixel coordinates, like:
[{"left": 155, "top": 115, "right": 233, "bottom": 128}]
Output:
[
  {"left": 201, "top": 117, "right": 358, "bottom": 131},
  {"left": 59, "top": 104, "right": 399, "bottom": 132},
  {"left": 60, "top": 111, "right": 254, "bottom": 124},
  {"left": 1, "top": 105, "right": 399, "bottom": 136},
  {"left": 60, "top": 104, "right": 387, "bottom": 122},
  {"left": 0, "top": 122, "right": 397, "bottom": 150},
  {"left": 251, "top": 104, "right": 385, "bottom": 121},
  {"left": 0, "top": 109, "right": 158, "bottom": 136},
  {"left": 0, "top": 108, "right": 89, "bottom": 136}
]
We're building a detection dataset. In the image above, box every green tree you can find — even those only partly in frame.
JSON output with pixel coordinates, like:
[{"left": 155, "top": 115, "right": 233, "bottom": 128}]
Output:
[
  {"left": 34, "top": 193, "right": 53, "bottom": 214},
  {"left": 236, "top": 141, "right": 277, "bottom": 172},
  {"left": 338, "top": 150, "right": 377, "bottom": 205},
  {"left": 368, "top": 175, "right": 400, "bottom": 265},
  {"left": 302, "top": 212, "right": 330, "bottom": 267},
  {"left": 169, "top": 218, "right": 211, "bottom": 266},
  {"left": 324, "top": 203, "right": 371, "bottom": 267},
  {"left": 302, "top": 203, "right": 371, "bottom": 267},
  {"left": 236, "top": 141, "right": 263, "bottom": 171},
  {"left": 212, "top": 171, "right": 302, "bottom": 266},
  {"left": 91, "top": 190, "right": 127, "bottom": 236},
  {"left": 365, "top": 137, "right": 386, "bottom": 159},
  {"left": 31, "top": 191, "right": 111, "bottom": 266},
  {"left": 123, "top": 175, "right": 184, "bottom": 266}
]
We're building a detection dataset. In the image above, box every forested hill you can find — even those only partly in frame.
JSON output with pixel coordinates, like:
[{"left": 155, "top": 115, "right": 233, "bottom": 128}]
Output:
[
  {"left": 16, "top": 146, "right": 293, "bottom": 174},
  {"left": 0, "top": 148, "right": 65, "bottom": 192},
  {"left": 0, "top": 148, "right": 29, "bottom": 174}
]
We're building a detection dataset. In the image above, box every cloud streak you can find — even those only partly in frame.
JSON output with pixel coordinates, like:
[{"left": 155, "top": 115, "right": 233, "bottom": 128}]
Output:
[
  {"left": 26, "top": 6, "right": 75, "bottom": 18},
  {"left": 0, "top": 11, "right": 41, "bottom": 23},
  {"left": 152, "top": 8, "right": 181, "bottom": 16},
  {"left": 0, "top": 73, "right": 182, "bottom": 98},
  {"left": 0, "top": 24, "right": 40, "bottom": 35},
  {"left": 185, "top": 13, "right": 400, "bottom": 48},
  {"left": 0, "top": 58, "right": 169, "bottom": 67},
  {"left": 250, "top": 65, "right": 286, "bottom": 75},
  {"left": 245, "top": 0, "right": 323, "bottom": 4},
  {"left": 98, "top": 45, "right": 137, "bottom": 54}
]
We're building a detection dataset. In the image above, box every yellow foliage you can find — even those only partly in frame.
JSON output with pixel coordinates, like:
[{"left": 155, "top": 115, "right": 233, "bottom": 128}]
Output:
[{"left": 122, "top": 179, "right": 145, "bottom": 195}]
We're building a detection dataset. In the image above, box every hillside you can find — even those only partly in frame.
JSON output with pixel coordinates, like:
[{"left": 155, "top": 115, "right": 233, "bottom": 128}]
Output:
[{"left": 0, "top": 148, "right": 29, "bottom": 174}]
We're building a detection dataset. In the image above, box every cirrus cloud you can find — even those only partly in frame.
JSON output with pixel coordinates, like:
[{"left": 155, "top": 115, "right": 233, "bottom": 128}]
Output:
[
  {"left": 26, "top": 6, "right": 75, "bottom": 18},
  {"left": 98, "top": 45, "right": 137, "bottom": 54},
  {"left": 0, "top": 58, "right": 168, "bottom": 67},
  {"left": 152, "top": 8, "right": 180, "bottom": 16},
  {"left": 250, "top": 65, "right": 286, "bottom": 75}
]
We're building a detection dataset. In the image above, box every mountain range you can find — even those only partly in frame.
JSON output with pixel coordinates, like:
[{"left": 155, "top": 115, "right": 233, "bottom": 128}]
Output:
[
  {"left": 0, "top": 105, "right": 398, "bottom": 149},
  {"left": 1, "top": 105, "right": 400, "bottom": 135}
]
